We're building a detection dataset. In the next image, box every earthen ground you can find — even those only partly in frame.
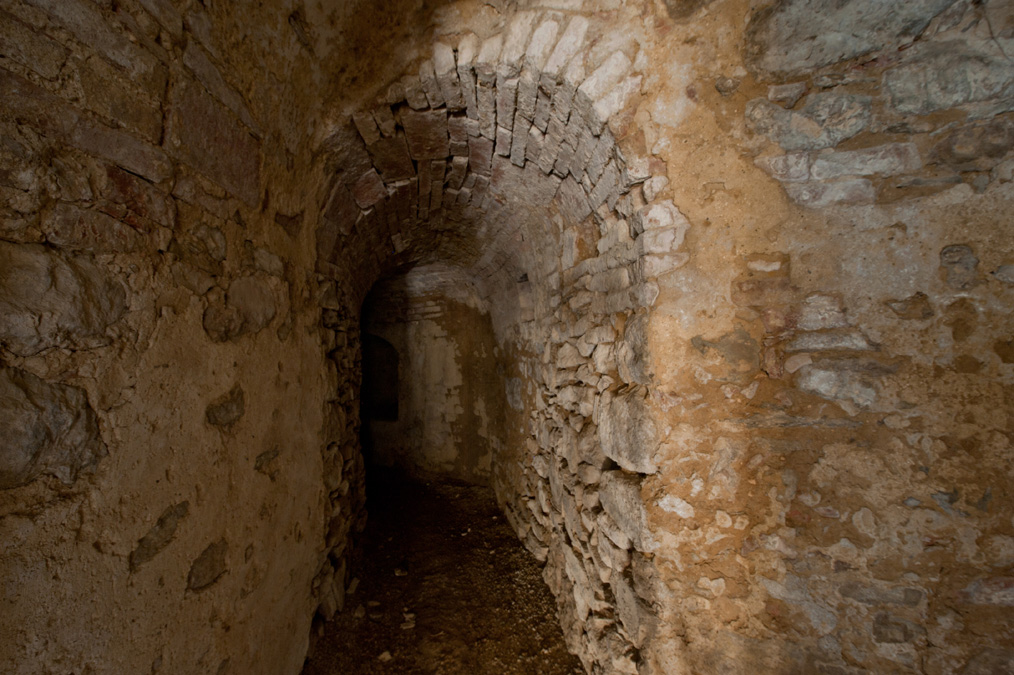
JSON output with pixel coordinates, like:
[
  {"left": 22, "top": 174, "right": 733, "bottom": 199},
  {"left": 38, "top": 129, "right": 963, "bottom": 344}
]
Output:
[{"left": 303, "top": 468, "right": 583, "bottom": 675}]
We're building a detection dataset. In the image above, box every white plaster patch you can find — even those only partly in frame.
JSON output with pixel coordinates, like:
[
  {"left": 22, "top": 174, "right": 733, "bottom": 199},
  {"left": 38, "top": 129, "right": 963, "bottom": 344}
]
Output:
[{"left": 657, "top": 495, "right": 695, "bottom": 518}]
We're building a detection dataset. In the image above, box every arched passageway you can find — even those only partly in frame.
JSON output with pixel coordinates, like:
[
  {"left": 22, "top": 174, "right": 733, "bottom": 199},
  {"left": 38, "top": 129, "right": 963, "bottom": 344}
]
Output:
[{"left": 2, "top": 1, "right": 1013, "bottom": 674}]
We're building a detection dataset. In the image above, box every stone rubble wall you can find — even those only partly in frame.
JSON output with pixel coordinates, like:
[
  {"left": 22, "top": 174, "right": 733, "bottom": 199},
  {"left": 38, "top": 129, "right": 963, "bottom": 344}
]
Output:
[
  {"left": 318, "top": 10, "right": 687, "bottom": 672},
  {"left": 0, "top": 1, "right": 366, "bottom": 672},
  {"left": 318, "top": 1, "right": 1014, "bottom": 673},
  {"left": 1, "top": 0, "right": 1013, "bottom": 674}
]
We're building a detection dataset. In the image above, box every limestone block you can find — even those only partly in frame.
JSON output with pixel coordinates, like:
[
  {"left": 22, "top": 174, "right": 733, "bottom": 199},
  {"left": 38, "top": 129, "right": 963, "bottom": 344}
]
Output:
[
  {"left": 477, "top": 83, "right": 497, "bottom": 139},
  {"left": 448, "top": 115, "right": 468, "bottom": 145},
  {"left": 187, "top": 539, "right": 229, "bottom": 591},
  {"left": 496, "top": 77, "right": 519, "bottom": 131},
  {"left": 797, "top": 294, "right": 848, "bottom": 331},
  {"left": 401, "top": 74, "right": 429, "bottom": 110},
  {"left": 783, "top": 179, "right": 874, "bottom": 208},
  {"left": 745, "top": 93, "right": 872, "bottom": 152},
  {"left": 555, "top": 176, "right": 592, "bottom": 225},
  {"left": 418, "top": 60, "right": 444, "bottom": 108},
  {"left": 533, "top": 89, "right": 553, "bottom": 131},
  {"left": 592, "top": 343, "right": 615, "bottom": 374},
  {"left": 433, "top": 42, "right": 465, "bottom": 111},
  {"left": 351, "top": 169, "right": 387, "bottom": 208},
  {"left": 931, "top": 118, "right": 1014, "bottom": 172},
  {"left": 183, "top": 41, "right": 258, "bottom": 133},
  {"left": 940, "top": 244, "right": 979, "bottom": 290},
  {"left": 756, "top": 152, "right": 811, "bottom": 182},
  {"left": 543, "top": 17, "right": 589, "bottom": 88},
  {"left": 0, "top": 9, "right": 67, "bottom": 79},
  {"left": 744, "top": 0, "right": 956, "bottom": 78},
  {"left": 539, "top": 115, "right": 568, "bottom": 174},
  {"left": 429, "top": 159, "right": 446, "bottom": 210},
  {"left": 367, "top": 135, "right": 415, "bottom": 182},
  {"left": 0, "top": 241, "right": 126, "bottom": 356},
  {"left": 129, "top": 502, "right": 190, "bottom": 571},
  {"left": 167, "top": 78, "right": 260, "bottom": 204},
  {"left": 616, "top": 313, "right": 650, "bottom": 385},
  {"left": 204, "top": 275, "right": 277, "bottom": 341},
  {"left": 600, "top": 471, "right": 654, "bottom": 551},
  {"left": 811, "top": 142, "right": 921, "bottom": 179},
  {"left": 796, "top": 364, "right": 876, "bottom": 411},
  {"left": 510, "top": 111, "right": 531, "bottom": 167},
  {"left": 457, "top": 33, "right": 480, "bottom": 119},
  {"left": 589, "top": 161, "right": 622, "bottom": 209},
  {"left": 592, "top": 75, "right": 642, "bottom": 133},
  {"left": 525, "top": 19, "right": 560, "bottom": 72},
  {"left": 586, "top": 267, "right": 630, "bottom": 293},
  {"left": 557, "top": 343, "right": 584, "bottom": 369},
  {"left": 586, "top": 131, "right": 616, "bottom": 183},
  {"left": 25, "top": 0, "right": 165, "bottom": 90},
  {"left": 205, "top": 385, "right": 245, "bottom": 428},
  {"left": 447, "top": 156, "right": 468, "bottom": 190},
  {"left": 350, "top": 110, "right": 379, "bottom": 145},
  {"left": 884, "top": 42, "right": 1014, "bottom": 116},
  {"left": 372, "top": 105, "right": 397, "bottom": 137},
  {"left": 526, "top": 125, "right": 546, "bottom": 164},
  {"left": 612, "top": 573, "right": 655, "bottom": 647},
  {"left": 475, "top": 34, "right": 503, "bottom": 86},
  {"left": 499, "top": 11, "right": 537, "bottom": 79},
  {"left": 768, "top": 82, "right": 807, "bottom": 107},
  {"left": 495, "top": 126, "right": 513, "bottom": 157},
  {"left": 0, "top": 366, "right": 106, "bottom": 489},
  {"left": 517, "top": 66, "right": 540, "bottom": 122},
  {"left": 137, "top": 0, "right": 184, "bottom": 39},
  {"left": 468, "top": 135, "right": 495, "bottom": 176},
  {"left": 43, "top": 203, "right": 143, "bottom": 253},
  {"left": 401, "top": 109, "right": 449, "bottom": 160},
  {"left": 598, "top": 388, "right": 659, "bottom": 474},
  {"left": 576, "top": 51, "right": 632, "bottom": 126}
]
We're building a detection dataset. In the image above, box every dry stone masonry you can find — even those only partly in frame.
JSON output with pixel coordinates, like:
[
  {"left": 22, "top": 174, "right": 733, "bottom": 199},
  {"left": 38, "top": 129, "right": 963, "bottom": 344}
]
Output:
[{"left": 1, "top": 0, "right": 1013, "bottom": 674}]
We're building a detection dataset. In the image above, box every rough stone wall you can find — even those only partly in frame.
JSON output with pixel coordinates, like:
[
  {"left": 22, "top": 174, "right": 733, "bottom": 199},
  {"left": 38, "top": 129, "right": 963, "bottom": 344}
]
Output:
[
  {"left": 2, "top": 0, "right": 1013, "bottom": 674},
  {"left": 0, "top": 1, "right": 367, "bottom": 672},
  {"left": 361, "top": 265, "right": 505, "bottom": 483},
  {"left": 318, "top": 1, "right": 1014, "bottom": 673}
]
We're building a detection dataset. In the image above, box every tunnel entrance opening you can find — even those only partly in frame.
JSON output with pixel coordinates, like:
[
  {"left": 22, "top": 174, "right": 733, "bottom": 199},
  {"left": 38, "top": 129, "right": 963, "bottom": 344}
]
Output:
[{"left": 304, "top": 269, "right": 580, "bottom": 674}]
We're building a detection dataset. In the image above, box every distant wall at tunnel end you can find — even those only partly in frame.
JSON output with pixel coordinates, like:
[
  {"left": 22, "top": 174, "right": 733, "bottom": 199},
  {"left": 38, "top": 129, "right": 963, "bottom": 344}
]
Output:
[{"left": 362, "top": 267, "right": 508, "bottom": 484}]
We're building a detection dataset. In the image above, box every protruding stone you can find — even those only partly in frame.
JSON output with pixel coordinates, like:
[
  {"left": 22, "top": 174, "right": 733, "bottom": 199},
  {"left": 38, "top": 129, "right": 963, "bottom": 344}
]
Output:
[
  {"left": 0, "top": 367, "right": 106, "bottom": 490},
  {"left": 433, "top": 42, "right": 465, "bottom": 111},
  {"left": 746, "top": 93, "right": 872, "bottom": 152},
  {"left": 401, "top": 109, "right": 449, "bottom": 160},
  {"left": 188, "top": 539, "right": 228, "bottom": 591},
  {"left": 352, "top": 169, "right": 387, "bottom": 208},
  {"left": 367, "top": 135, "right": 416, "bottom": 182},
  {"left": 130, "top": 502, "right": 190, "bottom": 571},
  {"left": 598, "top": 388, "right": 659, "bottom": 474},
  {"left": 206, "top": 385, "right": 245, "bottom": 428},
  {"left": 811, "top": 143, "right": 921, "bottom": 180},
  {"left": 600, "top": 471, "right": 654, "bottom": 551},
  {"left": 0, "top": 241, "right": 126, "bottom": 357},
  {"left": 543, "top": 17, "right": 589, "bottom": 87}
]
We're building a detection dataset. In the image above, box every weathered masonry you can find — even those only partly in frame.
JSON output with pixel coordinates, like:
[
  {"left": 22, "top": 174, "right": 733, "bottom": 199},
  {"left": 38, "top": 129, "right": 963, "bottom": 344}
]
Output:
[{"left": 1, "top": 0, "right": 1013, "bottom": 673}]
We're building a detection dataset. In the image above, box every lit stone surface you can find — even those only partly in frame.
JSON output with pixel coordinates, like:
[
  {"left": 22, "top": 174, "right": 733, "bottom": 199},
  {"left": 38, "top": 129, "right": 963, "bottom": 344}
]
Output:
[{"left": 1, "top": 2, "right": 1012, "bottom": 675}]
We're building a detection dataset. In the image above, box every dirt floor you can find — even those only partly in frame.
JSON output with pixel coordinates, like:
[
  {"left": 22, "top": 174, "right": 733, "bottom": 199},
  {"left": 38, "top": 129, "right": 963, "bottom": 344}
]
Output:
[{"left": 303, "top": 468, "right": 584, "bottom": 675}]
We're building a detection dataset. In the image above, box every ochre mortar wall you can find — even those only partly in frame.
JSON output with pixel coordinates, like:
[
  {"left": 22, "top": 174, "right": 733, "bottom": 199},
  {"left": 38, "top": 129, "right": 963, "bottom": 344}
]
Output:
[{"left": 2, "top": 0, "right": 1013, "bottom": 674}]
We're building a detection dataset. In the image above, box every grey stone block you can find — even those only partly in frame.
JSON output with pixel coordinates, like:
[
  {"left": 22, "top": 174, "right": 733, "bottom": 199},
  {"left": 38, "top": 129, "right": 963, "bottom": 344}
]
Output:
[{"left": 0, "top": 366, "right": 106, "bottom": 489}]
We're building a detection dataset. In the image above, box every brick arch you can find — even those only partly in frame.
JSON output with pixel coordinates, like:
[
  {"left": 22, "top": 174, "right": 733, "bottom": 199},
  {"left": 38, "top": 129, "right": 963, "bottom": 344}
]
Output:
[{"left": 314, "top": 10, "right": 681, "bottom": 317}]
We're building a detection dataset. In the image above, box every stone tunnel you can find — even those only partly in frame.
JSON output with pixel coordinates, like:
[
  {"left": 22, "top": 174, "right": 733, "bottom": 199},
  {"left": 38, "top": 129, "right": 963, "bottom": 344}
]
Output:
[{"left": 1, "top": 0, "right": 1013, "bottom": 673}]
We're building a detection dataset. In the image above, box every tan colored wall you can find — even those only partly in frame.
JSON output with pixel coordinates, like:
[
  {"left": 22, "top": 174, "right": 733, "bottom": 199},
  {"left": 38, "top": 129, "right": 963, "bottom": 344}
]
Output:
[
  {"left": 362, "top": 267, "right": 506, "bottom": 483},
  {"left": 2, "top": 0, "right": 1013, "bottom": 674}
]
